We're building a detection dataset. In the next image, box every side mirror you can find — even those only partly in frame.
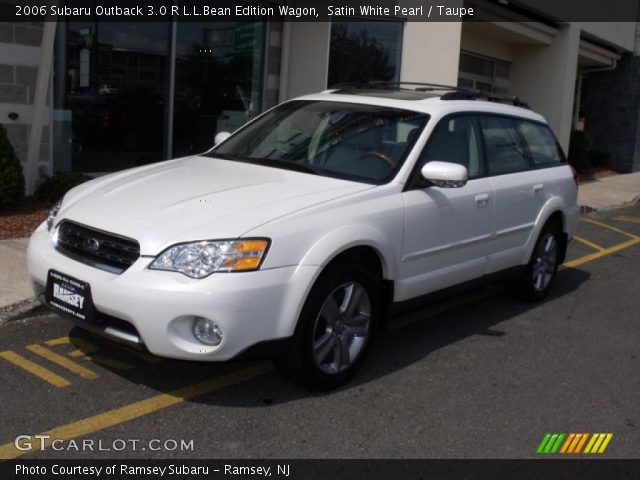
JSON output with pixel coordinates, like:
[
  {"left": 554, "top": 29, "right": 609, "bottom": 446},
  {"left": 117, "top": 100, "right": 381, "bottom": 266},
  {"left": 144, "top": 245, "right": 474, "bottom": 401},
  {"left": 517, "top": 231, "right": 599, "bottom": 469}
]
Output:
[
  {"left": 420, "top": 161, "right": 468, "bottom": 188},
  {"left": 214, "top": 131, "right": 231, "bottom": 146}
]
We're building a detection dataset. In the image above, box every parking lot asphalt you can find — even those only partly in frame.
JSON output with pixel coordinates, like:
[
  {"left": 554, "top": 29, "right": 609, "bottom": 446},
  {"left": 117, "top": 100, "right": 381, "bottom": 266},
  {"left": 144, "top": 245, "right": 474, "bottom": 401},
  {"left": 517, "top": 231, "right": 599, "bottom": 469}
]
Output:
[{"left": 0, "top": 204, "right": 639, "bottom": 460}]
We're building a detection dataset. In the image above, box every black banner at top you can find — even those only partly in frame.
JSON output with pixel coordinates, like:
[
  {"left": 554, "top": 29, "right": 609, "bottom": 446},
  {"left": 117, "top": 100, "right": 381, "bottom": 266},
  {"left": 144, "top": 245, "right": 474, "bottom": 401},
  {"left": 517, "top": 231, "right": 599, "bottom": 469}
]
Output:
[{"left": 1, "top": 0, "right": 640, "bottom": 23}]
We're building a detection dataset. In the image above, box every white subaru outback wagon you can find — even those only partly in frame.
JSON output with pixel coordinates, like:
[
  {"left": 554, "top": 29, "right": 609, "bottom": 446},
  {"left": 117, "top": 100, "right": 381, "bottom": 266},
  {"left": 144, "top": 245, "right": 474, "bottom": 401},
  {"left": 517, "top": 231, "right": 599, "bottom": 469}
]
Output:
[{"left": 28, "top": 84, "right": 579, "bottom": 389}]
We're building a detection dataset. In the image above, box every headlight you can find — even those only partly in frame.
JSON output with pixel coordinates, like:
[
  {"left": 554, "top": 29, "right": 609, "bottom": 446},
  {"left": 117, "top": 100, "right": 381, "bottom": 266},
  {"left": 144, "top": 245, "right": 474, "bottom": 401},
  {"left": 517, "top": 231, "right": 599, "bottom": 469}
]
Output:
[
  {"left": 46, "top": 200, "right": 62, "bottom": 231},
  {"left": 149, "top": 239, "right": 269, "bottom": 278}
]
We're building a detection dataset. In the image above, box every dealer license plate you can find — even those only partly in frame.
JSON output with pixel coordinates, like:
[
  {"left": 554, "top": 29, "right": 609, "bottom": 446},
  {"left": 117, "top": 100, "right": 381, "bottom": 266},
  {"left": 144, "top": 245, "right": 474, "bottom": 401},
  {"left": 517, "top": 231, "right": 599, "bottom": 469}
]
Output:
[{"left": 45, "top": 269, "right": 94, "bottom": 323}]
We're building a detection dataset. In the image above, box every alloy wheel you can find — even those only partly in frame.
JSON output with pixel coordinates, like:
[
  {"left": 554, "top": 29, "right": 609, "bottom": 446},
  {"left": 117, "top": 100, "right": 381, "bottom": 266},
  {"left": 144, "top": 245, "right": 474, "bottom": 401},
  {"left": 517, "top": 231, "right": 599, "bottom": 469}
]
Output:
[
  {"left": 312, "top": 282, "right": 371, "bottom": 374},
  {"left": 532, "top": 233, "right": 558, "bottom": 292}
]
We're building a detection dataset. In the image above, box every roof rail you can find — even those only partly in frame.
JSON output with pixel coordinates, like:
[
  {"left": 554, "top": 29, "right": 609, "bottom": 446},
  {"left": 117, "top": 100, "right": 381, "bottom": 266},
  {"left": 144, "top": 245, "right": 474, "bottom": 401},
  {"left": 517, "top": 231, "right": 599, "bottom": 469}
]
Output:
[
  {"left": 440, "top": 90, "right": 530, "bottom": 108},
  {"left": 329, "top": 81, "right": 530, "bottom": 109},
  {"left": 329, "top": 81, "right": 460, "bottom": 91}
]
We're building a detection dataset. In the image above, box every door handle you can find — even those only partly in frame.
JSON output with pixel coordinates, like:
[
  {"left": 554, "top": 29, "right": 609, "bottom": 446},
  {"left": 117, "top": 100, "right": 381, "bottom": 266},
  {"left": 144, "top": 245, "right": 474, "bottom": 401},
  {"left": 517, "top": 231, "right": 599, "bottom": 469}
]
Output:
[
  {"left": 533, "top": 184, "right": 544, "bottom": 194},
  {"left": 475, "top": 193, "right": 490, "bottom": 208}
]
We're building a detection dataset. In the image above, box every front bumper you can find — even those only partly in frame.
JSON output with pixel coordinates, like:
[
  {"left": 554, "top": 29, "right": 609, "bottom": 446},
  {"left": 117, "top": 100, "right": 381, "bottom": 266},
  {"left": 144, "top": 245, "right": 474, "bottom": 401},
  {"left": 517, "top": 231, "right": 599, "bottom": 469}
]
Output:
[{"left": 27, "top": 223, "right": 319, "bottom": 361}]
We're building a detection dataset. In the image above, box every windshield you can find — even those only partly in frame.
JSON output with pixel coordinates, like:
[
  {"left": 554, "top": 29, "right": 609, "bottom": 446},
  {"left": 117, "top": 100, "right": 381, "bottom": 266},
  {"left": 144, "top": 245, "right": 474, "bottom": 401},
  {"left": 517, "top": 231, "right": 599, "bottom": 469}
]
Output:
[{"left": 208, "top": 100, "right": 429, "bottom": 184}]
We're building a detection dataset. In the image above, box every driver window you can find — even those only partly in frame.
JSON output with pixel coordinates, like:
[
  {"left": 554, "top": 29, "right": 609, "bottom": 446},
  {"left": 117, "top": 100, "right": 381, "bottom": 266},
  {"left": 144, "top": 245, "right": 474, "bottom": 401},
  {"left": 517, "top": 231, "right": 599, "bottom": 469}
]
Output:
[{"left": 418, "top": 116, "right": 483, "bottom": 178}]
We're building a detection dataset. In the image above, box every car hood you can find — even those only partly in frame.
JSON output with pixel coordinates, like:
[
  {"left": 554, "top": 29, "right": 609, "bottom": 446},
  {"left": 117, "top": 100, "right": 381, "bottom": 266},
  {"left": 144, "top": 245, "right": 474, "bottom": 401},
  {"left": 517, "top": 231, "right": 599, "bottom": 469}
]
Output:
[{"left": 58, "top": 155, "right": 372, "bottom": 255}]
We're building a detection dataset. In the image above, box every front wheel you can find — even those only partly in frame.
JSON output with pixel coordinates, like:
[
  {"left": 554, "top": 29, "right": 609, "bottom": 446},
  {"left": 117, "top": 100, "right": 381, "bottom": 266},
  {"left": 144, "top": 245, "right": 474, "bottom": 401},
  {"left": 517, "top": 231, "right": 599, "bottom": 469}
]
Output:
[
  {"left": 512, "top": 222, "right": 561, "bottom": 301},
  {"left": 276, "top": 263, "right": 380, "bottom": 390}
]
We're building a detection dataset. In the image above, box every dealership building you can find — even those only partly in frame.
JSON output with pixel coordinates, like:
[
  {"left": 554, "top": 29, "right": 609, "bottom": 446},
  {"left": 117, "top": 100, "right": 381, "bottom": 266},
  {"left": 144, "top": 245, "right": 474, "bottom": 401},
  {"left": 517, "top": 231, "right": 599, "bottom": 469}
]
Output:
[{"left": 1, "top": 0, "right": 639, "bottom": 193}]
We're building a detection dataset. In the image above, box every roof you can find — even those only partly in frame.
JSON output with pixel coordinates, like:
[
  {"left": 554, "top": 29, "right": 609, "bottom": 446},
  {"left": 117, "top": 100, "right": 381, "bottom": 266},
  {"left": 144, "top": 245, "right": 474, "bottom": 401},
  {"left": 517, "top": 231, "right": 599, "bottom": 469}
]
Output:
[{"left": 295, "top": 83, "right": 547, "bottom": 124}]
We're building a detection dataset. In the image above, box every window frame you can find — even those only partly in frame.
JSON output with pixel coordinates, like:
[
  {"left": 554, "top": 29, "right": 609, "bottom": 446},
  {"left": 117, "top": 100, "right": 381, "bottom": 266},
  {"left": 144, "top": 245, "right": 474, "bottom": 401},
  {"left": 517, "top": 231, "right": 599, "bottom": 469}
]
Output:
[
  {"left": 405, "top": 111, "right": 568, "bottom": 191},
  {"left": 513, "top": 118, "right": 567, "bottom": 169},
  {"left": 405, "top": 112, "right": 487, "bottom": 191},
  {"left": 477, "top": 114, "right": 531, "bottom": 177},
  {"left": 209, "top": 99, "right": 431, "bottom": 186}
]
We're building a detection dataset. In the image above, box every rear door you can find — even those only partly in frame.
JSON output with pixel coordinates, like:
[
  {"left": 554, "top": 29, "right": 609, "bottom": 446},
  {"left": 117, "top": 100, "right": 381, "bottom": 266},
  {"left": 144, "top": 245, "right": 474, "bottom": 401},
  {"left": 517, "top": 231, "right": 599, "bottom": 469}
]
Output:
[{"left": 478, "top": 115, "right": 543, "bottom": 273}]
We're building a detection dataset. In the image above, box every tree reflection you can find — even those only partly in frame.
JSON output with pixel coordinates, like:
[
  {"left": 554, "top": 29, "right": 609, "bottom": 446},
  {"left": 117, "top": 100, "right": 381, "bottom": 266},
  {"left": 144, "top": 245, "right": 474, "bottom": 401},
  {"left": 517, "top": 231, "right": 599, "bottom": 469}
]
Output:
[{"left": 328, "top": 23, "right": 395, "bottom": 86}]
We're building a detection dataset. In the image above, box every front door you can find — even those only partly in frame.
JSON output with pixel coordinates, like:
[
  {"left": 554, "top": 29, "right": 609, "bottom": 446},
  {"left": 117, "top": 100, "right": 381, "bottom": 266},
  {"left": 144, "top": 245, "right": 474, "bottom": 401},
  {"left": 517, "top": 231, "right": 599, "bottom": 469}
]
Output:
[{"left": 397, "top": 115, "right": 494, "bottom": 301}]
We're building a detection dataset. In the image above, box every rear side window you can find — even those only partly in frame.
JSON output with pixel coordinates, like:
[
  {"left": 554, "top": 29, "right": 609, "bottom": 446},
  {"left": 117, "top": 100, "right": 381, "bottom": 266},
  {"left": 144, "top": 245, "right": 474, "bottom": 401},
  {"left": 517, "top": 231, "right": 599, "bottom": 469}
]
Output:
[
  {"left": 516, "top": 121, "right": 564, "bottom": 167},
  {"left": 478, "top": 116, "right": 528, "bottom": 176}
]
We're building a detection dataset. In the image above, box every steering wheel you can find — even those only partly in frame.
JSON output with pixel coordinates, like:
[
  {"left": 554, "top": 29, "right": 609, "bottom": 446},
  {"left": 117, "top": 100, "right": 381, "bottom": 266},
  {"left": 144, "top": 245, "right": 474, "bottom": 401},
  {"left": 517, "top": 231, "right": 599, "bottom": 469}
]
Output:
[{"left": 358, "top": 151, "right": 395, "bottom": 169}]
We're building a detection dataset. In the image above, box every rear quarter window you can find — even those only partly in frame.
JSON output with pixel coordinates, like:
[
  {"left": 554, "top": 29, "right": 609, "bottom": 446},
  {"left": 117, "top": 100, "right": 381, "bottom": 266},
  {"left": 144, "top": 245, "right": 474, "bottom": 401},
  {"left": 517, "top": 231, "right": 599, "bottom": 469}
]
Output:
[{"left": 516, "top": 121, "right": 565, "bottom": 167}]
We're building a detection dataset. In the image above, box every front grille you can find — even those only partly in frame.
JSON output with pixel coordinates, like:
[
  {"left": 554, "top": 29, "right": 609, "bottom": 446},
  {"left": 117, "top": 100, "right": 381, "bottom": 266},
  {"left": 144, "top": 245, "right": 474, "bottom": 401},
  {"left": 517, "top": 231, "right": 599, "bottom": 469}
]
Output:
[{"left": 55, "top": 220, "right": 140, "bottom": 273}]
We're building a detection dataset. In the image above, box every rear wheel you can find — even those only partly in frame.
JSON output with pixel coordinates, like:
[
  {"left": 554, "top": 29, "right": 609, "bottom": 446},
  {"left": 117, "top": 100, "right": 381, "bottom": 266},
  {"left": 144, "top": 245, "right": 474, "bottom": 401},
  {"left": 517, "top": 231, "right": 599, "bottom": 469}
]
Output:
[
  {"left": 512, "top": 222, "right": 561, "bottom": 301},
  {"left": 276, "top": 262, "right": 379, "bottom": 390}
]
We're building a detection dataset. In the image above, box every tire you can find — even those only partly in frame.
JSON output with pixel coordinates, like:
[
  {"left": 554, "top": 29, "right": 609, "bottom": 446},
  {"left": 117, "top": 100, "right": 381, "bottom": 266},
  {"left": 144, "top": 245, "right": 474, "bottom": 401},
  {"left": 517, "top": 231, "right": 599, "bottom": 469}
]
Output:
[
  {"left": 512, "top": 221, "right": 562, "bottom": 301},
  {"left": 276, "top": 261, "right": 380, "bottom": 390}
]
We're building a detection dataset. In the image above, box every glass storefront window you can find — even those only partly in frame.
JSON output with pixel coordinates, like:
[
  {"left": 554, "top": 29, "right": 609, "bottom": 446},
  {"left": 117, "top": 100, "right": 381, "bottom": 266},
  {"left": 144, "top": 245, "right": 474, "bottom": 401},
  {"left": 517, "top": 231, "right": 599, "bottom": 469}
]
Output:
[
  {"left": 54, "top": 15, "right": 265, "bottom": 172},
  {"left": 458, "top": 52, "right": 511, "bottom": 94},
  {"left": 173, "top": 21, "right": 265, "bottom": 158},
  {"left": 328, "top": 21, "right": 403, "bottom": 87},
  {"left": 55, "top": 20, "right": 170, "bottom": 172}
]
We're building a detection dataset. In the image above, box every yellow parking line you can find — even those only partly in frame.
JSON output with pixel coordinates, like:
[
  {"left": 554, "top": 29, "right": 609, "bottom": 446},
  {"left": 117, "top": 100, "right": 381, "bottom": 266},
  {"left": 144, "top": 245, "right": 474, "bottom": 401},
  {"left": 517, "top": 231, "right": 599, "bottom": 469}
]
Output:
[
  {"left": 45, "top": 336, "right": 135, "bottom": 370},
  {"left": 46, "top": 336, "right": 98, "bottom": 356},
  {"left": 390, "top": 235, "right": 640, "bottom": 330},
  {"left": 0, "top": 361, "right": 273, "bottom": 459},
  {"left": 573, "top": 236, "right": 605, "bottom": 252},
  {"left": 0, "top": 351, "right": 71, "bottom": 388},
  {"left": 47, "top": 335, "right": 161, "bottom": 365},
  {"left": 583, "top": 219, "right": 639, "bottom": 239},
  {"left": 562, "top": 237, "right": 640, "bottom": 269},
  {"left": 26, "top": 344, "right": 99, "bottom": 380},
  {"left": 2, "top": 220, "right": 640, "bottom": 460},
  {"left": 612, "top": 215, "right": 640, "bottom": 224}
]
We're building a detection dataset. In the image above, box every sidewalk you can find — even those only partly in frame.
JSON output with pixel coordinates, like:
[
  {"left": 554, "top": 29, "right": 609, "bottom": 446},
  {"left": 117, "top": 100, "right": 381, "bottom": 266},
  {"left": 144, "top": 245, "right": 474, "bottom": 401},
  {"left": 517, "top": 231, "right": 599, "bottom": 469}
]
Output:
[
  {"left": 1, "top": 172, "right": 639, "bottom": 311},
  {"left": 0, "top": 238, "right": 32, "bottom": 310},
  {"left": 578, "top": 172, "right": 640, "bottom": 211}
]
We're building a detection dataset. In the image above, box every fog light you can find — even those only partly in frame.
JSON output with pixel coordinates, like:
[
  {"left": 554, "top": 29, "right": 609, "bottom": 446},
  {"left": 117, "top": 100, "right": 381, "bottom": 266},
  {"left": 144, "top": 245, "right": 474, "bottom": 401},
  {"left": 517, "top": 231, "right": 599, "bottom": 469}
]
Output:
[{"left": 192, "top": 317, "right": 222, "bottom": 346}]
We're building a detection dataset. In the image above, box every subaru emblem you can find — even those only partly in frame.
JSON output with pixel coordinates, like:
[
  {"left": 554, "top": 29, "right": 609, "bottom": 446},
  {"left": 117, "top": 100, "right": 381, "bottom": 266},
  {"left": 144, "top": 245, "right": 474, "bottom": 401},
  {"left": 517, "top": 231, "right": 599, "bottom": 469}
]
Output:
[{"left": 85, "top": 237, "right": 100, "bottom": 252}]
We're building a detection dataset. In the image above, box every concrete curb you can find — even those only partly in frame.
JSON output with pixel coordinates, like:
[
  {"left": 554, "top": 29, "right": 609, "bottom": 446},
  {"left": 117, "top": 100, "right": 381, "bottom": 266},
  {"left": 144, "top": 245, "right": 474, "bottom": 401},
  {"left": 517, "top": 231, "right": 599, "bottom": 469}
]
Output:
[
  {"left": 579, "top": 194, "right": 640, "bottom": 214},
  {"left": 0, "top": 297, "right": 47, "bottom": 325}
]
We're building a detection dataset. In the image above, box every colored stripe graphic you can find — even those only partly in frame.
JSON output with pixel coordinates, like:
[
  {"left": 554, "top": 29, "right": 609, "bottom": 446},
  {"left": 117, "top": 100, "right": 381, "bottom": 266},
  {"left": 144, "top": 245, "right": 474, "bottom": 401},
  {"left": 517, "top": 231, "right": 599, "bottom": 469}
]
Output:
[
  {"left": 584, "top": 434, "right": 598, "bottom": 453},
  {"left": 536, "top": 433, "right": 565, "bottom": 454},
  {"left": 539, "top": 433, "right": 613, "bottom": 454},
  {"left": 574, "top": 433, "right": 589, "bottom": 453},
  {"left": 567, "top": 433, "right": 582, "bottom": 453},
  {"left": 560, "top": 433, "right": 575, "bottom": 453},
  {"left": 598, "top": 434, "right": 613, "bottom": 453},
  {"left": 536, "top": 434, "right": 552, "bottom": 453},
  {"left": 584, "top": 433, "right": 614, "bottom": 454}
]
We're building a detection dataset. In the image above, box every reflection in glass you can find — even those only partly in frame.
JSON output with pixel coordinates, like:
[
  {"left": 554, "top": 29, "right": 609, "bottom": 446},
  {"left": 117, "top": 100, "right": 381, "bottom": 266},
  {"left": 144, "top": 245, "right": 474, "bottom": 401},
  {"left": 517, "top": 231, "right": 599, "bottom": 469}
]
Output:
[
  {"left": 328, "top": 21, "right": 403, "bottom": 87},
  {"left": 173, "top": 21, "right": 265, "bottom": 158},
  {"left": 56, "top": 19, "right": 170, "bottom": 172},
  {"left": 211, "top": 100, "right": 429, "bottom": 184}
]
